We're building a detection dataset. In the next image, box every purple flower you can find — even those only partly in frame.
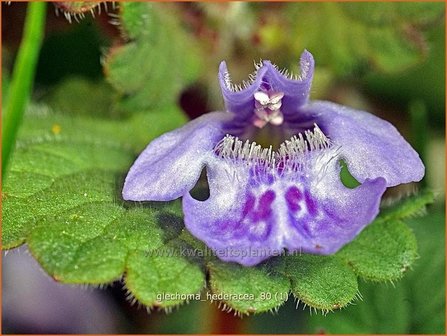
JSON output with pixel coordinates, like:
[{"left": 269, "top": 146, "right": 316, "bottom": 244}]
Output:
[{"left": 122, "top": 51, "right": 424, "bottom": 266}]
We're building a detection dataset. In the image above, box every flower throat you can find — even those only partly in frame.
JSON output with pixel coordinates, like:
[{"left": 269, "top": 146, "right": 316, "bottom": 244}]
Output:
[{"left": 214, "top": 124, "right": 330, "bottom": 171}]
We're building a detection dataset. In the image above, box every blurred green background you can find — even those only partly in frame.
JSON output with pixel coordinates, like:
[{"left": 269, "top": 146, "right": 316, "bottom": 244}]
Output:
[{"left": 2, "top": 2, "right": 445, "bottom": 334}]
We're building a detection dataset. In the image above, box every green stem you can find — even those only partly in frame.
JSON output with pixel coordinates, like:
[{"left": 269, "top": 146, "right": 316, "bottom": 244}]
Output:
[{"left": 2, "top": 2, "right": 46, "bottom": 178}]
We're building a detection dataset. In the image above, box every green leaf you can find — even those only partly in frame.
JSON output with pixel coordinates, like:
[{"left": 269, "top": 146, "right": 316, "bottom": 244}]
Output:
[
  {"left": 340, "top": 2, "right": 445, "bottom": 27},
  {"left": 2, "top": 102, "right": 185, "bottom": 252},
  {"left": 2, "top": 101, "right": 186, "bottom": 247},
  {"left": 28, "top": 202, "right": 128, "bottom": 283},
  {"left": 4, "top": 171, "right": 126, "bottom": 249},
  {"left": 42, "top": 77, "right": 121, "bottom": 118},
  {"left": 307, "top": 208, "right": 445, "bottom": 334},
  {"left": 27, "top": 204, "right": 183, "bottom": 283},
  {"left": 281, "top": 2, "right": 444, "bottom": 75},
  {"left": 405, "top": 209, "right": 445, "bottom": 333},
  {"left": 286, "top": 254, "right": 358, "bottom": 311},
  {"left": 379, "top": 189, "right": 435, "bottom": 221},
  {"left": 339, "top": 159, "right": 360, "bottom": 188},
  {"left": 308, "top": 280, "right": 411, "bottom": 334},
  {"left": 332, "top": 189, "right": 432, "bottom": 284},
  {"left": 105, "top": 2, "right": 201, "bottom": 112},
  {"left": 208, "top": 259, "right": 290, "bottom": 314},
  {"left": 2, "top": 103, "right": 207, "bottom": 306},
  {"left": 337, "top": 219, "right": 418, "bottom": 281},
  {"left": 125, "top": 241, "right": 205, "bottom": 308},
  {"left": 364, "top": 23, "right": 445, "bottom": 119}
]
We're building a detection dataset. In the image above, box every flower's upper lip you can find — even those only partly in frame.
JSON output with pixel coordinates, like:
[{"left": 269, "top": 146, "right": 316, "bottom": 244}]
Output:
[
  {"left": 219, "top": 56, "right": 313, "bottom": 96},
  {"left": 218, "top": 50, "right": 315, "bottom": 120},
  {"left": 262, "top": 53, "right": 314, "bottom": 95},
  {"left": 218, "top": 61, "right": 269, "bottom": 101}
]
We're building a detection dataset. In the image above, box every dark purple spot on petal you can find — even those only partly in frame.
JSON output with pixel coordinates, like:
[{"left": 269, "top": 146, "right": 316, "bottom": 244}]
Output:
[
  {"left": 256, "top": 190, "right": 276, "bottom": 220},
  {"left": 213, "top": 190, "right": 277, "bottom": 243},
  {"left": 242, "top": 193, "right": 256, "bottom": 217},
  {"left": 304, "top": 190, "right": 318, "bottom": 216},
  {"left": 285, "top": 186, "right": 302, "bottom": 212}
]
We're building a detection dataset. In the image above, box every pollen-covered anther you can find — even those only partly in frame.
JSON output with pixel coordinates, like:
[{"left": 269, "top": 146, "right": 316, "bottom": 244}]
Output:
[{"left": 253, "top": 91, "right": 285, "bottom": 128}]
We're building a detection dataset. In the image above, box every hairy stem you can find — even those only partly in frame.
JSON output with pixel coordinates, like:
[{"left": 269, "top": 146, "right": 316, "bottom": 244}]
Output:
[{"left": 2, "top": 2, "right": 46, "bottom": 178}]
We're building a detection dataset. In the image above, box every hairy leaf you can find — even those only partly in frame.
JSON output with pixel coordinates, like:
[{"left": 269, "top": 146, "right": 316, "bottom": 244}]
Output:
[
  {"left": 55, "top": 2, "right": 103, "bottom": 15},
  {"left": 379, "top": 189, "right": 435, "bottom": 221},
  {"left": 208, "top": 259, "right": 290, "bottom": 314},
  {"left": 125, "top": 242, "right": 205, "bottom": 308},
  {"left": 337, "top": 219, "right": 418, "bottom": 281},
  {"left": 42, "top": 77, "right": 120, "bottom": 118},
  {"left": 2, "top": 103, "right": 185, "bottom": 249},
  {"left": 279, "top": 2, "right": 444, "bottom": 75},
  {"left": 286, "top": 254, "right": 358, "bottom": 311},
  {"left": 405, "top": 209, "right": 445, "bottom": 333},
  {"left": 308, "top": 209, "right": 445, "bottom": 334},
  {"left": 309, "top": 280, "right": 411, "bottom": 334},
  {"left": 105, "top": 2, "right": 201, "bottom": 112}
]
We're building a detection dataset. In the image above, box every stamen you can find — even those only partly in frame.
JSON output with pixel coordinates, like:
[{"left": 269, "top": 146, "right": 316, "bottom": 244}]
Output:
[{"left": 253, "top": 90, "right": 285, "bottom": 127}]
